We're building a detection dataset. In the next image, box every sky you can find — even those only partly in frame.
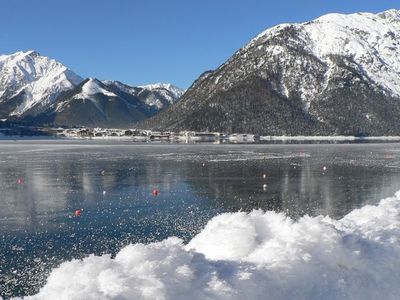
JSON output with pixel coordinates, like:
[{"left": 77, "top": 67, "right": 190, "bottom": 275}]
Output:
[{"left": 1, "top": 0, "right": 398, "bottom": 89}]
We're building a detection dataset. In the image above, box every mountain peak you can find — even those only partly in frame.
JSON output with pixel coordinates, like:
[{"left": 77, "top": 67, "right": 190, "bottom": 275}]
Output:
[
  {"left": 76, "top": 78, "right": 117, "bottom": 98},
  {"left": 140, "top": 82, "right": 171, "bottom": 89},
  {"left": 244, "top": 9, "right": 400, "bottom": 99},
  {"left": 24, "top": 50, "right": 40, "bottom": 57},
  {"left": 0, "top": 50, "right": 40, "bottom": 61},
  {"left": 0, "top": 51, "right": 83, "bottom": 116},
  {"left": 0, "top": 51, "right": 183, "bottom": 127},
  {"left": 139, "top": 82, "right": 185, "bottom": 99},
  {"left": 378, "top": 9, "right": 400, "bottom": 21},
  {"left": 86, "top": 77, "right": 102, "bottom": 85},
  {"left": 143, "top": 9, "right": 400, "bottom": 136}
]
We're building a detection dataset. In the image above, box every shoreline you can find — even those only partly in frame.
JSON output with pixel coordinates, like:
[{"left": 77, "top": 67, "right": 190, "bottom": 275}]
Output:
[{"left": 3, "top": 134, "right": 400, "bottom": 143}]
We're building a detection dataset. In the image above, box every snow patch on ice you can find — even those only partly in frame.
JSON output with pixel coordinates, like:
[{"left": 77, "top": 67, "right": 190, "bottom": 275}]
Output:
[{"left": 17, "top": 190, "right": 400, "bottom": 300}]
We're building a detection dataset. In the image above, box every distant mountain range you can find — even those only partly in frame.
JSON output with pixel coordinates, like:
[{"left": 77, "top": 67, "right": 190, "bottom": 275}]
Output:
[
  {"left": 0, "top": 51, "right": 183, "bottom": 128},
  {"left": 143, "top": 9, "right": 400, "bottom": 136},
  {"left": 3, "top": 9, "right": 400, "bottom": 135}
]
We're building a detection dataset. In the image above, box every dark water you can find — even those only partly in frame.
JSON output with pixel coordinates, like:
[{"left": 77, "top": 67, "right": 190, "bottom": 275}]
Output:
[{"left": 1, "top": 140, "right": 400, "bottom": 298}]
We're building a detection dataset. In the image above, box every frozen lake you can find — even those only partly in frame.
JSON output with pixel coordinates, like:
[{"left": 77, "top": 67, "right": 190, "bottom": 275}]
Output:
[{"left": 1, "top": 140, "right": 400, "bottom": 298}]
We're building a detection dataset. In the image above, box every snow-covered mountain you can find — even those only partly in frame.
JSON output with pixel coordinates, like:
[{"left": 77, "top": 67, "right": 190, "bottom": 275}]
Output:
[
  {"left": 29, "top": 78, "right": 184, "bottom": 128},
  {"left": 0, "top": 51, "right": 183, "bottom": 127},
  {"left": 144, "top": 9, "right": 400, "bottom": 136},
  {"left": 243, "top": 9, "right": 400, "bottom": 105},
  {"left": 41, "top": 78, "right": 154, "bottom": 128},
  {"left": 103, "top": 81, "right": 184, "bottom": 110},
  {"left": 138, "top": 83, "right": 184, "bottom": 108},
  {"left": 0, "top": 50, "right": 83, "bottom": 117}
]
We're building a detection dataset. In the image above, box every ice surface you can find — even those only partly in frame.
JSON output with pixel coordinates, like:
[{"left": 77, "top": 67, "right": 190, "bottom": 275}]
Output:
[
  {"left": 15, "top": 190, "right": 400, "bottom": 300},
  {"left": 148, "top": 150, "right": 311, "bottom": 162}
]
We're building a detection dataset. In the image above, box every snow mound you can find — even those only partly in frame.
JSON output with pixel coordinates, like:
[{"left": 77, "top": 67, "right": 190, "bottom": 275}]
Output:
[{"left": 15, "top": 191, "right": 400, "bottom": 300}]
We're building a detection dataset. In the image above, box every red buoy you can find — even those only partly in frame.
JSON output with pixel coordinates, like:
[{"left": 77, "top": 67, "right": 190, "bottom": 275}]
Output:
[
  {"left": 74, "top": 209, "right": 82, "bottom": 217},
  {"left": 16, "top": 178, "right": 24, "bottom": 185},
  {"left": 152, "top": 189, "right": 159, "bottom": 196}
]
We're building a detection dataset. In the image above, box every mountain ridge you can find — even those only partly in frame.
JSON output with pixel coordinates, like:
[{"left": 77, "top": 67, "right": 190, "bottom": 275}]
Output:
[
  {"left": 0, "top": 50, "right": 83, "bottom": 117},
  {"left": 0, "top": 51, "right": 184, "bottom": 128},
  {"left": 141, "top": 9, "right": 400, "bottom": 136}
]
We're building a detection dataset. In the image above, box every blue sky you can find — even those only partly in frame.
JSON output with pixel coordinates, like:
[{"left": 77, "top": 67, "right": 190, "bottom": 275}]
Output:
[{"left": 1, "top": 0, "right": 398, "bottom": 89}]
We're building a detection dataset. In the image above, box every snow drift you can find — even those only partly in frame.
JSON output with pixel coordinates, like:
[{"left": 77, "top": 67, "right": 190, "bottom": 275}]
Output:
[{"left": 15, "top": 192, "right": 400, "bottom": 300}]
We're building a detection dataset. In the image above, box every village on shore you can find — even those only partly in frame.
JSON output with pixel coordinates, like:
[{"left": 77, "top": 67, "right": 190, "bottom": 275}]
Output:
[
  {"left": 54, "top": 127, "right": 400, "bottom": 143},
  {"left": 4, "top": 122, "right": 400, "bottom": 143},
  {"left": 55, "top": 127, "right": 259, "bottom": 143}
]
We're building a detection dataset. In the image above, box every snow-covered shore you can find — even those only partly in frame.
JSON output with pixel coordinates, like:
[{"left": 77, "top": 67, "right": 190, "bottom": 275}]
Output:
[
  {"left": 15, "top": 191, "right": 400, "bottom": 300},
  {"left": 260, "top": 135, "right": 400, "bottom": 141}
]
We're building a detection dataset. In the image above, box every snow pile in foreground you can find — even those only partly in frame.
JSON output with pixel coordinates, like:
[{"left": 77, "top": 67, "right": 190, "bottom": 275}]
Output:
[{"left": 18, "top": 192, "right": 400, "bottom": 300}]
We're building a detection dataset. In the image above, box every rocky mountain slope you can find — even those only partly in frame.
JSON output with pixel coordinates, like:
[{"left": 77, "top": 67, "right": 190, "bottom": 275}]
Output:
[
  {"left": 0, "top": 51, "right": 183, "bottom": 128},
  {"left": 143, "top": 9, "right": 400, "bottom": 136}
]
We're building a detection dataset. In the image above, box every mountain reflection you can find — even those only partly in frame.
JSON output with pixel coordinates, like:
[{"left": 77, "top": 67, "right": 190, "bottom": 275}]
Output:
[
  {"left": 171, "top": 145, "right": 400, "bottom": 219},
  {"left": 1, "top": 142, "right": 400, "bottom": 230}
]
